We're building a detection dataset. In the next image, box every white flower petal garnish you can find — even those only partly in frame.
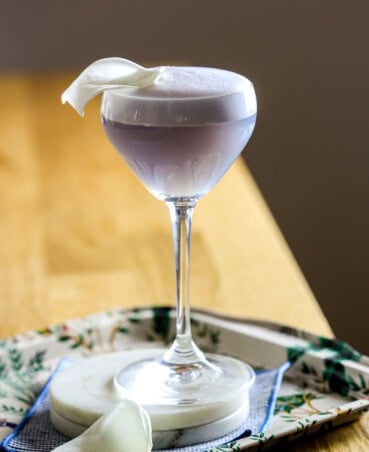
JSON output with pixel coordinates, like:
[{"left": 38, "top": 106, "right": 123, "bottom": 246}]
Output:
[
  {"left": 52, "top": 399, "right": 152, "bottom": 452},
  {"left": 61, "top": 57, "right": 163, "bottom": 116}
]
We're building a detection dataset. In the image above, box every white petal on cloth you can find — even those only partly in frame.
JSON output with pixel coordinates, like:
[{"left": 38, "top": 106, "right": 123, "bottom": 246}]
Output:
[
  {"left": 52, "top": 399, "right": 152, "bottom": 452},
  {"left": 61, "top": 58, "right": 164, "bottom": 116}
]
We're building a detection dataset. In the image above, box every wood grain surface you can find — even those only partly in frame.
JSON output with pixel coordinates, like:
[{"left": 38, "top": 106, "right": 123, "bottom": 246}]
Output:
[{"left": 0, "top": 73, "right": 367, "bottom": 450}]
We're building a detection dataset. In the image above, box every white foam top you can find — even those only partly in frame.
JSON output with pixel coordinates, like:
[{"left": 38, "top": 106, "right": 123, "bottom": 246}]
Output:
[
  {"left": 120, "top": 66, "right": 250, "bottom": 99},
  {"left": 102, "top": 66, "right": 257, "bottom": 126}
]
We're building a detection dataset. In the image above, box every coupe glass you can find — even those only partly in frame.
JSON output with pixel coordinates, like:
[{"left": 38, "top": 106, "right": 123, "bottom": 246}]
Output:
[{"left": 101, "top": 66, "right": 257, "bottom": 420}]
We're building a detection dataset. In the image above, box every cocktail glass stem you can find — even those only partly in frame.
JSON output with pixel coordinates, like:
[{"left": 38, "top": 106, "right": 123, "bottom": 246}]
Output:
[{"left": 163, "top": 198, "right": 206, "bottom": 366}]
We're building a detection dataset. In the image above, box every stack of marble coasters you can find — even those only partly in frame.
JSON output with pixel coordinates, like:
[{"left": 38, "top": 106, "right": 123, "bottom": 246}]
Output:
[{"left": 49, "top": 350, "right": 255, "bottom": 449}]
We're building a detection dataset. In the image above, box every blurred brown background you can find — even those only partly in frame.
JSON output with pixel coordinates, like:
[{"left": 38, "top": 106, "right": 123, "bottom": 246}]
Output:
[{"left": 1, "top": 0, "right": 368, "bottom": 352}]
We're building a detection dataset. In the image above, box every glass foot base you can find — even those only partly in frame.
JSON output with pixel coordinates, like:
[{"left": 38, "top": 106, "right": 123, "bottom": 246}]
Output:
[{"left": 114, "top": 349, "right": 255, "bottom": 429}]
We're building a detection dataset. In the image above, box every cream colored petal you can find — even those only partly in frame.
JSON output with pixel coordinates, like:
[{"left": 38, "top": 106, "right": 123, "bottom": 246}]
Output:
[
  {"left": 61, "top": 57, "right": 163, "bottom": 116},
  {"left": 52, "top": 399, "right": 152, "bottom": 452}
]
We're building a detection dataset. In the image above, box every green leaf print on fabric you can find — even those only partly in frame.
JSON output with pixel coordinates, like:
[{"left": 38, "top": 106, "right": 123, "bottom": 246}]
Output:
[
  {"left": 323, "top": 359, "right": 350, "bottom": 396},
  {"left": 287, "top": 346, "right": 306, "bottom": 364},
  {"left": 151, "top": 307, "right": 172, "bottom": 343}
]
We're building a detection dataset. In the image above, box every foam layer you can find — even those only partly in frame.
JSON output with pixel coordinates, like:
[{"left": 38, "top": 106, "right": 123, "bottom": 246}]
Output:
[
  {"left": 101, "top": 66, "right": 256, "bottom": 126},
  {"left": 127, "top": 66, "right": 250, "bottom": 99}
]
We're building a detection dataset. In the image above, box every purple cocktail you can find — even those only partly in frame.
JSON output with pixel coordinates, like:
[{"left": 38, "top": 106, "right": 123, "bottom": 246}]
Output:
[{"left": 101, "top": 65, "right": 257, "bottom": 432}]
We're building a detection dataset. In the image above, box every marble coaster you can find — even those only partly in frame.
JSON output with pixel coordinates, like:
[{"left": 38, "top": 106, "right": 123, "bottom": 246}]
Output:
[
  {"left": 49, "top": 350, "right": 253, "bottom": 448},
  {"left": 51, "top": 399, "right": 250, "bottom": 449}
]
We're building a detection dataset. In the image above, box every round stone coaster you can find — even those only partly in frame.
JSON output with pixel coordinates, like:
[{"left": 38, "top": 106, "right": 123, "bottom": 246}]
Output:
[{"left": 50, "top": 350, "right": 254, "bottom": 448}]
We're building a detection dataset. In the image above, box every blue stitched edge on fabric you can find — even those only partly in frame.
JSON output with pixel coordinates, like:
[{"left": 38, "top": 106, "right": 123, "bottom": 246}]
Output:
[
  {"left": 258, "top": 361, "right": 291, "bottom": 432},
  {"left": 1, "top": 358, "right": 74, "bottom": 452},
  {"left": 234, "top": 362, "right": 291, "bottom": 442}
]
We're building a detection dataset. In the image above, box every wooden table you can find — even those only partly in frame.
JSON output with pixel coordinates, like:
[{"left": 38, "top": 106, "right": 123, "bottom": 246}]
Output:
[{"left": 0, "top": 73, "right": 366, "bottom": 450}]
